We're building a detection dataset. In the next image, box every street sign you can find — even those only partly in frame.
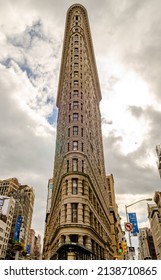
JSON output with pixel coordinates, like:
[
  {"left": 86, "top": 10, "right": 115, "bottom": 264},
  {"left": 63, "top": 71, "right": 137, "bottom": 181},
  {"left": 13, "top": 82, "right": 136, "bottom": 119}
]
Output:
[
  {"left": 124, "top": 222, "right": 133, "bottom": 232},
  {"left": 129, "top": 246, "right": 135, "bottom": 252}
]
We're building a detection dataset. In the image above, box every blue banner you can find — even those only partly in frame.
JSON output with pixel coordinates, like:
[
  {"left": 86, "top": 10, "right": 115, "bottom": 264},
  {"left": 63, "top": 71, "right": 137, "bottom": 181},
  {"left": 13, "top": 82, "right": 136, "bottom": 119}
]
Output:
[
  {"left": 13, "top": 215, "right": 22, "bottom": 243},
  {"left": 128, "top": 212, "right": 139, "bottom": 235},
  {"left": 26, "top": 244, "right": 31, "bottom": 255}
]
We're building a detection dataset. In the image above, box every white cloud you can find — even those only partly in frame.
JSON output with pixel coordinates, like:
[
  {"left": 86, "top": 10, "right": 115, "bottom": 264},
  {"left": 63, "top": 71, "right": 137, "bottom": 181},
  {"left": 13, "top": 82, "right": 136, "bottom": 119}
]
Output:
[
  {"left": 0, "top": 62, "right": 56, "bottom": 238},
  {"left": 0, "top": 0, "right": 161, "bottom": 248}
]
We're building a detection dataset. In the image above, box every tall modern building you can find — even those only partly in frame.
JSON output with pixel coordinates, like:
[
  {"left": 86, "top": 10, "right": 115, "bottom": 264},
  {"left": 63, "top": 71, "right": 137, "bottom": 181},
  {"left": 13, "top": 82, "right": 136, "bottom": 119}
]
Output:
[{"left": 43, "top": 4, "right": 113, "bottom": 260}]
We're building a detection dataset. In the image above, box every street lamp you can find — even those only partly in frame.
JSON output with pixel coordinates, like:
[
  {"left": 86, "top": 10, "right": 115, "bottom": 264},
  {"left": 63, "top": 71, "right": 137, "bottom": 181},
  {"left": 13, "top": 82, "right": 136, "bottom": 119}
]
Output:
[{"left": 125, "top": 198, "right": 152, "bottom": 255}]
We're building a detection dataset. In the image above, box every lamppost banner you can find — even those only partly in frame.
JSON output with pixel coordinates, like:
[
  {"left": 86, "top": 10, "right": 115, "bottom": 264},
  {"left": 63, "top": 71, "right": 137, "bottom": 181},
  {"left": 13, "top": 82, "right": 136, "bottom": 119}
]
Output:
[
  {"left": 128, "top": 212, "right": 139, "bottom": 235},
  {"left": 13, "top": 215, "right": 22, "bottom": 243}
]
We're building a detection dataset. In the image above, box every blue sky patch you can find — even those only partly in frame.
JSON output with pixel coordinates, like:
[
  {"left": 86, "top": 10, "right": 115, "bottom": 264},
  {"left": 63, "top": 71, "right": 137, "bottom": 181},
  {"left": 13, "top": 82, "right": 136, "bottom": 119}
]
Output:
[{"left": 47, "top": 108, "right": 58, "bottom": 125}]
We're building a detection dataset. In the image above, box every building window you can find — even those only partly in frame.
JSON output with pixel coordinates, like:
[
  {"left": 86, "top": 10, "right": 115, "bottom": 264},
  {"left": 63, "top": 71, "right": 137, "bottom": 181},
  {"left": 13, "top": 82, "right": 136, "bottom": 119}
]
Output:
[
  {"left": 71, "top": 203, "right": 78, "bottom": 222},
  {"left": 82, "top": 204, "right": 85, "bottom": 223},
  {"left": 73, "top": 101, "right": 79, "bottom": 109},
  {"left": 72, "top": 178, "right": 78, "bottom": 195},
  {"left": 65, "top": 204, "right": 67, "bottom": 222},
  {"left": 70, "top": 234, "right": 78, "bottom": 243},
  {"left": 74, "top": 63, "right": 78, "bottom": 69},
  {"left": 81, "top": 115, "right": 83, "bottom": 123},
  {"left": 81, "top": 142, "right": 84, "bottom": 152},
  {"left": 72, "top": 158, "right": 78, "bottom": 171},
  {"left": 65, "top": 180, "right": 68, "bottom": 195},
  {"left": 74, "top": 71, "right": 78, "bottom": 78},
  {"left": 73, "top": 126, "right": 78, "bottom": 136},
  {"left": 82, "top": 180, "right": 85, "bottom": 195},
  {"left": 74, "top": 55, "right": 78, "bottom": 61},
  {"left": 81, "top": 128, "right": 83, "bottom": 137},
  {"left": 74, "top": 80, "right": 78, "bottom": 87},
  {"left": 74, "top": 48, "right": 78, "bottom": 54},
  {"left": 67, "top": 142, "right": 70, "bottom": 152},
  {"left": 73, "top": 141, "right": 78, "bottom": 151},
  {"left": 73, "top": 113, "right": 78, "bottom": 122},
  {"left": 82, "top": 160, "right": 84, "bottom": 172},
  {"left": 67, "top": 160, "right": 69, "bottom": 172},
  {"left": 73, "top": 90, "right": 78, "bottom": 97},
  {"left": 68, "top": 128, "right": 70, "bottom": 137}
]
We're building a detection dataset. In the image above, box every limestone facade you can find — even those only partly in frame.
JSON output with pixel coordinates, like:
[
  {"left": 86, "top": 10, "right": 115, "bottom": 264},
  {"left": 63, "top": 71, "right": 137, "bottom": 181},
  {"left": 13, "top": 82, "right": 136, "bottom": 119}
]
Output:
[{"left": 43, "top": 4, "right": 113, "bottom": 260}]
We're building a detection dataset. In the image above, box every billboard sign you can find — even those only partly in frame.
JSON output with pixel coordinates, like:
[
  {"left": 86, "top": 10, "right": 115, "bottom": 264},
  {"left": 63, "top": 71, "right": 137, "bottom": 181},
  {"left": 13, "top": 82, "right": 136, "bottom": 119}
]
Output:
[
  {"left": 14, "top": 215, "right": 23, "bottom": 243},
  {"left": 0, "top": 196, "right": 10, "bottom": 223},
  {"left": 128, "top": 212, "right": 139, "bottom": 235}
]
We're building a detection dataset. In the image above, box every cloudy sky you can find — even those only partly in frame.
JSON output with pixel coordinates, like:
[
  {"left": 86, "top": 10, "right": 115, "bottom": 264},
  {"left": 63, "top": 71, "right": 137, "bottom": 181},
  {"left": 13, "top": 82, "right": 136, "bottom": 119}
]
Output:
[{"left": 0, "top": 0, "right": 161, "bottom": 250}]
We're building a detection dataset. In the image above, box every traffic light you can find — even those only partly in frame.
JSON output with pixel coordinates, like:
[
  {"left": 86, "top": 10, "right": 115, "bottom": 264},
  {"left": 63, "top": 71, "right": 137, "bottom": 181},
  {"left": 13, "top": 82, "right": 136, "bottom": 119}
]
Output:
[
  {"left": 13, "top": 242, "right": 24, "bottom": 251},
  {"left": 122, "top": 242, "right": 128, "bottom": 254},
  {"left": 118, "top": 242, "right": 123, "bottom": 254}
]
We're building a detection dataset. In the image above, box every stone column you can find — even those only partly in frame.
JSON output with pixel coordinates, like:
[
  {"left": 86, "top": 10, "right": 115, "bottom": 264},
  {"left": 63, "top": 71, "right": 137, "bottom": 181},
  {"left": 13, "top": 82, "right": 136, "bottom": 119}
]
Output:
[
  {"left": 68, "top": 178, "right": 72, "bottom": 195},
  {"left": 78, "top": 179, "right": 82, "bottom": 195},
  {"left": 61, "top": 203, "right": 65, "bottom": 223},
  {"left": 67, "top": 203, "right": 71, "bottom": 223},
  {"left": 84, "top": 204, "right": 89, "bottom": 224},
  {"left": 67, "top": 251, "right": 76, "bottom": 260},
  {"left": 78, "top": 235, "right": 84, "bottom": 246},
  {"left": 85, "top": 236, "right": 92, "bottom": 250},
  {"left": 65, "top": 235, "right": 70, "bottom": 243},
  {"left": 104, "top": 247, "right": 108, "bottom": 260},
  {"left": 78, "top": 203, "right": 83, "bottom": 223}
]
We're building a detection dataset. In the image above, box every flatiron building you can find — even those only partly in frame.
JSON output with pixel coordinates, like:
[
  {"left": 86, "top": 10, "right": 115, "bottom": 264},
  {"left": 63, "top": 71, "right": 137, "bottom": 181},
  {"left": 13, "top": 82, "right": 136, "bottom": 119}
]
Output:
[{"left": 43, "top": 4, "right": 113, "bottom": 260}]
